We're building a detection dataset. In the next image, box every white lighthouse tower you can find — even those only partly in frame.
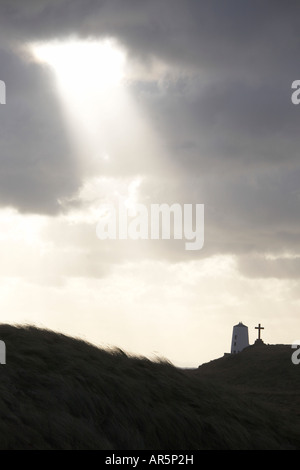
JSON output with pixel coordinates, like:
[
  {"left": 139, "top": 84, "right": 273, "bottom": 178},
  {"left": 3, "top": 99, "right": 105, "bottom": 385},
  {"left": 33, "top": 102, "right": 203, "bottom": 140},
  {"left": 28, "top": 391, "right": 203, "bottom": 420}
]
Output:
[{"left": 231, "top": 322, "right": 249, "bottom": 354}]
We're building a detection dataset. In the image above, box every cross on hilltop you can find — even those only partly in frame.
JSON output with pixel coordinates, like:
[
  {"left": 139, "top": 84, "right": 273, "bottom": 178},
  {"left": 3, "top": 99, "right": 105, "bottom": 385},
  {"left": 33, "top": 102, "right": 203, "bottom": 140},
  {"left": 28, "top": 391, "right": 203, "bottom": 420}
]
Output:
[{"left": 255, "top": 323, "right": 264, "bottom": 340}]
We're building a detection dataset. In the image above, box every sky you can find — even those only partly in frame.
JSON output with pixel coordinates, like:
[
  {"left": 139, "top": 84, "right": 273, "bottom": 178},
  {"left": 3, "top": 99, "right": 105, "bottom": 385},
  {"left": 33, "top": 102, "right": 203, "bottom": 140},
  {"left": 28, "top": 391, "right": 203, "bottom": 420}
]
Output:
[{"left": 0, "top": 0, "right": 299, "bottom": 367}]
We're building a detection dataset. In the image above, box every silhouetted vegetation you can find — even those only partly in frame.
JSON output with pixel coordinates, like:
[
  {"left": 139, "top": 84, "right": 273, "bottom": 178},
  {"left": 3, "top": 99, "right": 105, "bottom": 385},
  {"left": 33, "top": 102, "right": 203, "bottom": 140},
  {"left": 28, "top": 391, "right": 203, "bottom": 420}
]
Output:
[{"left": 0, "top": 324, "right": 299, "bottom": 450}]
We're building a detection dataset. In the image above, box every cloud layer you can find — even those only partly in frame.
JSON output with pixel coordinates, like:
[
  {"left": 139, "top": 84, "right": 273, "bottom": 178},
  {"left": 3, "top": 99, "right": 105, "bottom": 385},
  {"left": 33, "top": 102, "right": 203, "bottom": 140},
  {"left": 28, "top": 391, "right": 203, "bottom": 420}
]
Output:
[{"left": 0, "top": 0, "right": 299, "bottom": 278}]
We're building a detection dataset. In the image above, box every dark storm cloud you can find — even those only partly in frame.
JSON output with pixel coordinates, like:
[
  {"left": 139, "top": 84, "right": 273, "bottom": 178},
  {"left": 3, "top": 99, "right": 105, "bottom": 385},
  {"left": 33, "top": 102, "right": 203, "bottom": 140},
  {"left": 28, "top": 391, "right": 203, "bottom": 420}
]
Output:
[
  {"left": 0, "top": 0, "right": 299, "bottom": 73},
  {"left": 133, "top": 75, "right": 300, "bottom": 173},
  {"left": 0, "top": 0, "right": 299, "bottom": 279}
]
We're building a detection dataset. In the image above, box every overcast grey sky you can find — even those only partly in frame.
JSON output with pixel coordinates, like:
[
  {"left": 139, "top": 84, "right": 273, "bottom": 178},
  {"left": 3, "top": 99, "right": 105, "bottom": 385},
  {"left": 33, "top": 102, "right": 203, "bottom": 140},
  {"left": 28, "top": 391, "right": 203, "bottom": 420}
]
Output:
[{"left": 0, "top": 1, "right": 299, "bottom": 366}]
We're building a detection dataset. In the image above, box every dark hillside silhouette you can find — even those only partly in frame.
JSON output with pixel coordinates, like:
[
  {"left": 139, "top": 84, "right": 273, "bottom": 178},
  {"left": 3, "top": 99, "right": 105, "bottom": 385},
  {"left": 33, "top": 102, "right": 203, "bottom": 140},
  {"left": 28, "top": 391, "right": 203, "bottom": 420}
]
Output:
[
  {"left": 0, "top": 324, "right": 299, "bottom": 450},
  {"left": 195, "top": 342, "right": 300, "bottom": 416}
]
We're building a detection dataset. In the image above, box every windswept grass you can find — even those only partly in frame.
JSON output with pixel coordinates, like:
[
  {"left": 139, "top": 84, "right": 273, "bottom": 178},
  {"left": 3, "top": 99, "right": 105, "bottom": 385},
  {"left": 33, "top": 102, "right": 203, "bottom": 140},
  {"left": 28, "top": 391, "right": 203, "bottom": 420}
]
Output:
[{"left": 0, "top": 324, "right": 299, "bottom": 450}]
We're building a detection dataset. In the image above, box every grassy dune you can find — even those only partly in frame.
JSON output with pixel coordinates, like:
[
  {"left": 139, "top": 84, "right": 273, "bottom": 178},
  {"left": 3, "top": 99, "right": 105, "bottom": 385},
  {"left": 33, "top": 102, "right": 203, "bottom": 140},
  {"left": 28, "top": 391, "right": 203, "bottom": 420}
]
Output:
[{"left": 0, "top": 324, "right": 299, "bottom": 450}]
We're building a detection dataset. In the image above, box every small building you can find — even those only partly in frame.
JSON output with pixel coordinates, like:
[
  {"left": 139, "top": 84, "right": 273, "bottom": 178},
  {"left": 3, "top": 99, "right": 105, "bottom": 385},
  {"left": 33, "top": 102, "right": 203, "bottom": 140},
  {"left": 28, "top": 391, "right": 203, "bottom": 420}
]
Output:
[{"left": 231, "top": 322, "right": 249, "bottom": 354}]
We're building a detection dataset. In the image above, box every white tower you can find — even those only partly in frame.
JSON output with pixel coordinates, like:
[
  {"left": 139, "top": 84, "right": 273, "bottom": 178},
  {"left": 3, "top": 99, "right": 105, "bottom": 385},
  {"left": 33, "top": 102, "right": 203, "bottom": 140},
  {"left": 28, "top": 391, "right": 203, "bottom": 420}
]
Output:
[{"left": 231, "top": 322, "right": 249, "bottom": 354}]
